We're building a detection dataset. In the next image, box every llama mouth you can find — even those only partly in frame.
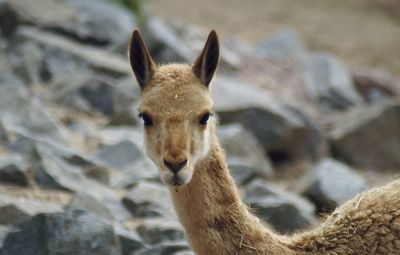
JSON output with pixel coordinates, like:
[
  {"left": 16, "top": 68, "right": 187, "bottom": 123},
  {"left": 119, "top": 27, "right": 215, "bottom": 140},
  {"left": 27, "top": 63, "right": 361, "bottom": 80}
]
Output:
[{"left": 171, "top": 175, "right": 183, "bottom": 186}]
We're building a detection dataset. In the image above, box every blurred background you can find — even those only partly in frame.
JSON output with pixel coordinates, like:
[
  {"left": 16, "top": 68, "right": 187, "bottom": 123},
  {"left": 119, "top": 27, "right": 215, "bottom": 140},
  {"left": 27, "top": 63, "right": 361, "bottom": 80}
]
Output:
[{"left": 0, "top": 0, "right": 399, "bottom": 254}]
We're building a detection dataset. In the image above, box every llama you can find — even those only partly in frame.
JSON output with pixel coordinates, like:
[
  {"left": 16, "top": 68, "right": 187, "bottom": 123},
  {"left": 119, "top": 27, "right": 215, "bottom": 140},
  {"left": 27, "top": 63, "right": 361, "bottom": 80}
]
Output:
[{"left": 128, "top": 30, "right": 400, "bottom": 255}]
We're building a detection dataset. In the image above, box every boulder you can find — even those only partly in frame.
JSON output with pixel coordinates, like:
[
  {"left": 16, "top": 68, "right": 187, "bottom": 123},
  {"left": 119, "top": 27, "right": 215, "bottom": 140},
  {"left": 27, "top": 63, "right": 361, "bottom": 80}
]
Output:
[
  {"left": 135, "top": 240, "right": 190, "bottom": 255},
  {"left": 301, "top": 53, "right": 363, "bottom": 111},
  {"left": 114, "top": 226, "right": 146, "bottom": 255},
  {"left": 0, "top": 211, "right": 121, "bottom": 255},
  {"left": 0, "top": 193, "right": 62, "bottom": 225},
  {"left": 213, "top": 76, "right": 323, "bottom": 161},
  {"left": 0, "top": 154, "right": 28, "bottom": 186},
  {"left": 330, "top": 102, "right": 400, "bottom": 170},
  {"left": 0, "top": 0, "right": 18, "bottom": 37},
  {"left": 0, "top": 84, "right": 64, "bottom": 140},
  {"left": 296, "top": 158, "right": 368, "bottom": 213},
  {"left": 218, "top": 123, "right": 273, "bottom": 178},
  {"left": 94, "top": 140, "right": 142, "bottom": 170},
  {"left": 136, "top": 218, "right": 185, "bottom": 245},
  {"left": 67, "top": 193, "right": 114, "bottom": 222},
  {"left": 245, "top": 179, "right": 317, "bottom": 234},
  {"left": 122, "top": 182, "right": 176, "bottom": 219},
  {"left": 256, "top": 29, "right": 306, "bottom": 61}
]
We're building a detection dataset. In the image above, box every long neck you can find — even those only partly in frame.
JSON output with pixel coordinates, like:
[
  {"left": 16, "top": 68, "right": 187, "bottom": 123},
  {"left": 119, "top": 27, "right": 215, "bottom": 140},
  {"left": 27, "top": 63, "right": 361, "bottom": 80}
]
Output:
[{"left": 169, "top": 134, "right": 294, "bottom": 255}]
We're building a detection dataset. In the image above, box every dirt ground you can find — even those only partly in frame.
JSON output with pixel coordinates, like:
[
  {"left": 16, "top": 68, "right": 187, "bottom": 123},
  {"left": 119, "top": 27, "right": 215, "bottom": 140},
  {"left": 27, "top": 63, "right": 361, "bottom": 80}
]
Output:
[{"left": 145, "top": 0, "right": 400, "bottom": 78}]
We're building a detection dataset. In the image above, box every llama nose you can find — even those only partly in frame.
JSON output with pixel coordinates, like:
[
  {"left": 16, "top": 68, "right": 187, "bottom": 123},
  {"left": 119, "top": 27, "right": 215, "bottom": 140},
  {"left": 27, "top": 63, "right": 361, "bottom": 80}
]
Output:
[{"left": 163, "top": 157, "right": 188, "bottom": 173}]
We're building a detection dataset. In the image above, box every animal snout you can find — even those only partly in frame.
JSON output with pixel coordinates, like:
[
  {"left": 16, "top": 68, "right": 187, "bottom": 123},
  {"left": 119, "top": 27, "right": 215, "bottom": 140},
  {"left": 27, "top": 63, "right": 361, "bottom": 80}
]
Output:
[{"left": 163, "top": 156, "right": 188, "bottom": 173}]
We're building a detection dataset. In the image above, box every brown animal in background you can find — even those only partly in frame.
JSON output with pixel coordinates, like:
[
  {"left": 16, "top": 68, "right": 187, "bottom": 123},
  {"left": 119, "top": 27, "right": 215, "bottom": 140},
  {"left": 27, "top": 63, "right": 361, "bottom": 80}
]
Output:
[{"left": 128, "top": 30, "right": 400, "bottom": 255}]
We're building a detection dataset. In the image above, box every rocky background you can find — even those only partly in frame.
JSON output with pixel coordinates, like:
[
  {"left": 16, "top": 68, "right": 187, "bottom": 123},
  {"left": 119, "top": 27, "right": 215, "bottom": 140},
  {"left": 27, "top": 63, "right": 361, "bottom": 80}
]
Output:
[{"left": 0, "top": 0, "right": 399, "bottom": 254}]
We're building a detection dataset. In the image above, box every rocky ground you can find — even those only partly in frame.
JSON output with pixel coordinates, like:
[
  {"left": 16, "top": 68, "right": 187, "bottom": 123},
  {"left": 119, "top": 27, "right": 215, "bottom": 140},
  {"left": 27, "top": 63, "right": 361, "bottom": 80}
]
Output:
[{"left": 0, "top": 0, "right": 399, "bottom": 254}]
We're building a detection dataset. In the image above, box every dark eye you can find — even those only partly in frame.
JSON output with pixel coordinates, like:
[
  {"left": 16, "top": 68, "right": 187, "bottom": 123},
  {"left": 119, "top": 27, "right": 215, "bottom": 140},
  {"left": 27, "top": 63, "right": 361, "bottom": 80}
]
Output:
[
  {"left": 139, "top": 113, "right": 153, "bottom": 126},
  {"left": 199, "top": 112, "right": 211, "bottom": 125}
]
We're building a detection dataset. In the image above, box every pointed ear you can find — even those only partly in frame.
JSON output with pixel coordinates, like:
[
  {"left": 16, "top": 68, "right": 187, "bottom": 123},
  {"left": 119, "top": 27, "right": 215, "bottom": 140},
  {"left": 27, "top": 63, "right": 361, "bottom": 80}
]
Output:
[
  {"left": 192, "top": 30, "right": 220, "bottom": 87},
  {"left": 128, "top": 30, "right": 157, "bottom": 89}
]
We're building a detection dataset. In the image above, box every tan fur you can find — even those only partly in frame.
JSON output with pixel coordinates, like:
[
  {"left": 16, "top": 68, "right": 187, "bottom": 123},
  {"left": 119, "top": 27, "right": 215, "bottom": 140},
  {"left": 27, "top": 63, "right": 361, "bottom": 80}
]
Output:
[{"left": 131, "top": 32, "right": 400, "bottom": 255}]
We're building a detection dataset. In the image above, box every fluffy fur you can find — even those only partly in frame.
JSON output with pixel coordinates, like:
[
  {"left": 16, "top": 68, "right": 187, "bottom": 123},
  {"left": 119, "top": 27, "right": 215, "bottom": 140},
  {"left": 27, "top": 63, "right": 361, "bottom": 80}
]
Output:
[{"left": 129, "top": 30, "right": 400, "bottom": 255}]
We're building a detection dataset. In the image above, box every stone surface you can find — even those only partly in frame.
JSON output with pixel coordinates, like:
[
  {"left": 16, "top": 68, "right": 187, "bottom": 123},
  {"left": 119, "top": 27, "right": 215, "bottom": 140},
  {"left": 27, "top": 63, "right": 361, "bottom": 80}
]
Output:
[
  {"left": 67, "top": 193, "right": 114, "bottom": 222},
  {"left": 122, "top": 182, "right": 176, "bottom": 219},
  {"left": 0, "top": 0, "right": 18, "bottom": 37},
  {"left": 0, "top": 193, "right": 62, "bottom": 225},
  {"left": 296, "top": 158, "right": 368, "bottom": 213},
  {"left": 0, "top": 211, "right": 121, "bottom": 255},
  {"left": 135, "top": 241, "right": 190, "bottom": 255},
  {"left": 218, "top": 123, "right": 273, "bottom": 178},
  {"left": 245, "top": 179, "right": 317, "bottom": 234},
  {"left": 213, "top": 76, "right": 323, "bottom": 160},
  {"left": 94, "top": 140, "right": 142, "bottom": 170},
  {"left": 114, "top": 226, "right": 146, "bottom": 255},
  {"left": 301, "top": 53, "right": 363, "bottom": 111},
  {"left": 0, "top": 155, "right": 28, "bottom": 186},
  {"left": 256, "top": 29, "right": 306, "bottom": 60},
  {"left": 136, "top": 218, "right": 185, "bottom": 245},
  {"left": 330, "top": 102, "right": 400, "bottom": 170}
]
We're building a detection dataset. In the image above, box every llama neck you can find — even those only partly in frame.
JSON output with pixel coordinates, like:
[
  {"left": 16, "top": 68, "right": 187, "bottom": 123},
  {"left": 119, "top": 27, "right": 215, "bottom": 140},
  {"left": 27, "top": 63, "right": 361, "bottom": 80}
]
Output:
[{"left": 169, "top": 135, "right": 293, "bottom": 255}]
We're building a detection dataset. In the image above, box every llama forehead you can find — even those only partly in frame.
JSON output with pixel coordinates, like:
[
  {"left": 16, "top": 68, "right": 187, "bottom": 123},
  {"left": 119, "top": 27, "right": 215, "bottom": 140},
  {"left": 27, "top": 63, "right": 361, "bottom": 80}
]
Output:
[{"left": 139, "top": 64, "right": 213, "bottom": 118}]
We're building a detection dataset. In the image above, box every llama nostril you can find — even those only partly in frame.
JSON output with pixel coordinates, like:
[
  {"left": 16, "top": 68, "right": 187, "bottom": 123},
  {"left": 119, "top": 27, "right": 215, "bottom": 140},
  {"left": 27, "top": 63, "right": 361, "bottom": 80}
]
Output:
[{"left": 163, "top": 158, "right": 187, "bottom": 173}]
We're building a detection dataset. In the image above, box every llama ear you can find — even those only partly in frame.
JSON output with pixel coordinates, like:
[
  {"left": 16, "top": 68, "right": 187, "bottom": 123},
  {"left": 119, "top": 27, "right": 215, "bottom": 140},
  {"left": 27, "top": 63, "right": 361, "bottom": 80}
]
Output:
[
  {"left": 192, "top": 30, "right": 220, "bottom": 87},
  {"left": 128, "top": 30, "right": 157, "bottom": 89}
]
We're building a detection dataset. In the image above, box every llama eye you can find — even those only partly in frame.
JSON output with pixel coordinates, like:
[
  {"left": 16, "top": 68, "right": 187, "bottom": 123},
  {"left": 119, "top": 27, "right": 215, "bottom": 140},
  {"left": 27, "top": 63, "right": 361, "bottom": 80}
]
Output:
[
  {"left": 199, "top": 112, "right": 211, "bottom": 125},
  {"left": 139, "top": 113, "right": 153, "bottom": 126}
]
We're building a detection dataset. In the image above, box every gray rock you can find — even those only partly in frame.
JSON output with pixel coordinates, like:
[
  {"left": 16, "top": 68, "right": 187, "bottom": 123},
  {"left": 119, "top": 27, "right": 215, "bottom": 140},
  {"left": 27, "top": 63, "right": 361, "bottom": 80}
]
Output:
[
  {"left": 228, "top": 165, "right": 258, "bottom": 186},
  {"left": 0, "top": 0, "right": 18, "bottom": 37},
  {"left": 67, "top": 193, "right": 114, "bottom": 222},
  {"left": 114, "top": 226, "right": 146, "bottom": 255},
  {"left": 122, "top": 182, "right": 175, "bottom": 219},
  {"left": 218, "top": 123, "right": 273, "bottom": 178},
  {"left": 94, "top": 140, "right": 142, "bottom": 170},
  {"left": 33, "top": 143, "right": 132, "bottom": 221},
  {"left": 301, "top": 53, "right": 363, "bottom": 111},
  {"left": 136, "top": 218, "right": 185, "bottom": 245},
  {"left": 256, "top": 29, "right": 306, "bottom": 60},
  {"left": 0, "top": 85, "right": 64, "bottom": 140},
  {"left": 174, "top": 251, "right": 195, "bottom": 255},
  {"left": 0, "top": 225, "right": 17, "bottom": 248},
  {"left": 7, "top": 0, "right": 136, "bottom": 49},
  {"left": 135, "top": 240, "right": 189, "bottom": 255},
  {"left": 245, "top": 179, "right": 317, "bottom": 234},
  {"left": 330, "top": 102, "right": 400, "bottom": 170},
  {"left": 0, "top": 193, "right": 62, "bottom": 225},
  {"left": 0, "top": 211, "right": 121, "bottom": 255},
  {"left": 0, "top": 121, "right": 8, "bottom": 144},
  {"left": 352, "top": 68, "right": 400, "bottom": 104},
  {"left": 0, "top": 155, "right": 28, "bottom": 186},
  {"left": 296, "top": 158, "right": 368, "bottom": 213},
  {"left": 13, "top": 26, "right": 131, "bottom": 77},
  {"left": 141, "top": 17, "right": 194, "bottom": 63},
  {"left": 213, "top": 76, "right": 323, "bottom": 160}
]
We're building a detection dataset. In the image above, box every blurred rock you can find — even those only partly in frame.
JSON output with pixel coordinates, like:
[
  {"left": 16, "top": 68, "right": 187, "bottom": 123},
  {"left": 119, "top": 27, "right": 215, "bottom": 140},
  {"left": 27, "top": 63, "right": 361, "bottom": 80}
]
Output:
[
  {"left": 136, "top": 240, "right": 190, "bottom": 255},
  {"left": 245, "top": 179, "right": 317, "bottom": 234},
  {"left": 94, "top": 140, "right": 142, "bottom": 170},
  {"left": 302, "top": 53, "right": 363, "bottom": 111},
  {"left": 33, "top": 144, "right": 131, "bottom": 221},
  {"left": 50, "top": 74, "right": 137, "bottom": 124},
  {"left": 141, "top": 17, "right": 194, "bottom": 63},
  {"left": 0, "top": 0, "right": 18, "bottom": 37},
  {"left": 114, "top": 226, "right": 146, "bottom": 255},
  {"left": 213, "top": 76, "right": 324, "bottom": 161},
  {"left": 352, "top": 68, "right": 400, "bottom": 104},
  {"left": 218, "top": 123, "right": 273, "bottom": 178},
  {"left": 296, "top": 158, "right": 368, "bottom": 213},
  {"left": 0, "top": 85, "right": 64, "bottom": 140},
  {"left": 0, "top": 155, "right": 28, "bottom": 186},
  {"left": 136, "top": 218, "right": 185, "bottom": 245},
  {"left": 228, "top": 165, "right": 258, "bottom": 186},
  {"left": 256, "top": 29, "right": 306, "bottom": 60},
  {"left": 122, "top": 182, "right": 175, "bottom": 219},
  {"left": 6, "top": 0, "right": 136, "bottom": 49},
  {"left": 67, "top": 193, "right": 114, "bottom": 222},
  {"left": 0, "top": 122, "right": 8, "bottom": 144},
  {"left": 0, "top": 225, "right": 16, "bottom": 248},
  {"left": 13, "top": 26, "right": 131, "bottom": 78},
  {"left": 0, "top": 211, "right": 121, "bottom": 255},
  {"left": 331, "top": 102, "right": 400, "bottom": 170},
  {"left": 0, "top": 193, "right": 62, "bottom": 225}
]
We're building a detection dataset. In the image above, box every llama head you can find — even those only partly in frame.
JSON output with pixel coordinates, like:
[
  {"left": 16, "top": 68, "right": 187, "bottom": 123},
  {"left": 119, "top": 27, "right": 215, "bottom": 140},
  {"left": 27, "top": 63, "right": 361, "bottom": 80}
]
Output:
[{"left": 129, "top": 30, "right": 220, "bottom": 186}]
